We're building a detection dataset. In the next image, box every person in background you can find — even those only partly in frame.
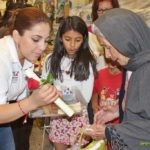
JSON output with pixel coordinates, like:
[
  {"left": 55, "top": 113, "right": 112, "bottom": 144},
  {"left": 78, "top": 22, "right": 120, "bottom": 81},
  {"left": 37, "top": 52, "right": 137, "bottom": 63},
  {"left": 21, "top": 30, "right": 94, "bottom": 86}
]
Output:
[
  {"left": 88, "top": 0, "right": 119, "bottom": 32},
  {"left": 87, "top": 0, "right": 120, "bottom": 124},
  {"left": 0, "top": 7, "right": 58, "bottom": 150},
  {"left": 86, "top": 8, "right": 150, "bottom": 150},
  {"left": 92, "top": 59, "right": 122, "bottom": 124},
  {"left": 42, "top": 16, "right": 97, "bottom": 150},
  {"left": 91, "top": 57, "right": 124, "bottom": 150},
  {"left": 0, "top": 1, "right": 32, "bottom": 38},
  {"left": 0, "top": 1, "right": 15, "bottom": 38}
]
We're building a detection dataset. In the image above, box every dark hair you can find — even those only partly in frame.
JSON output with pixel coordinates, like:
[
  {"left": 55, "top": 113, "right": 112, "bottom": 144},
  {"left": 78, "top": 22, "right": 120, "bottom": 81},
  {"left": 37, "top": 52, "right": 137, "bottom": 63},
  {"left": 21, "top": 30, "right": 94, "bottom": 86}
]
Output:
[
  {"left": 46, "top": 16, "right": 97, "bottom": 81},
  {"left": 91, "top": 0, "right": 120, "bottom": 22},
  {"left": 0, "top": 2, "right": 32, "bottom": 27},
  {"left": 9, "top": 7, "right": 49, "bottom": 35}
]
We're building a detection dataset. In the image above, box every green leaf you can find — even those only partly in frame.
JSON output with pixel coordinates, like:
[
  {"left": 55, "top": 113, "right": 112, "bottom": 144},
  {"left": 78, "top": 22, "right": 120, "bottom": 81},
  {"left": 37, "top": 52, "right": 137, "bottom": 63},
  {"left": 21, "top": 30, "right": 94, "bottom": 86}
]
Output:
[{"left": 41, "top": 73, "right": 54, "bottom": 85}]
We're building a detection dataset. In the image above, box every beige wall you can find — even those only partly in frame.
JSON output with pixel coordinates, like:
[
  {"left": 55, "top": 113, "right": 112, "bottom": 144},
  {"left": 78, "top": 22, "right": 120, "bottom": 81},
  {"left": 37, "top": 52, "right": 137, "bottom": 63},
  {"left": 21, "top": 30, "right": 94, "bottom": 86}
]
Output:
[
  {"left": 72, "top": 0, "right": 90, "bottom": 8},
  {"left": 0, "top": 0, "right": 6, "bottom": 16}
]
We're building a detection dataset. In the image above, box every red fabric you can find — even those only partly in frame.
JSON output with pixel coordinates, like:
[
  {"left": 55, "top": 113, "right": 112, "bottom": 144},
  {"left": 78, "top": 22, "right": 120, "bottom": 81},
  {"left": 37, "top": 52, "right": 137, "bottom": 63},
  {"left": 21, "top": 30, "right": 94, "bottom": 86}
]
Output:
[
  {"left": 93, "top": 67, "right": 122, "bottom": 96},
  {"left": 93, "top": 67, "right": 122, "bottom": 124},
  {"left": 27, "top": 78, "right": 39, "bottom": 90},
  {"left": 88, "top": 25, "right": 92, "bottom": 33}
]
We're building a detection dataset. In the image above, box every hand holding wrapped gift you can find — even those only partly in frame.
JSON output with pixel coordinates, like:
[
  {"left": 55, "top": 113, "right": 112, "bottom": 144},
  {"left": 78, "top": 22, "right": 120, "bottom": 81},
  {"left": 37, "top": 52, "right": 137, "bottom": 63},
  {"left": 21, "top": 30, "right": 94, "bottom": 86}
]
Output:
[{"left": 25, "top": 69, "right": 75, "bottom": 117}]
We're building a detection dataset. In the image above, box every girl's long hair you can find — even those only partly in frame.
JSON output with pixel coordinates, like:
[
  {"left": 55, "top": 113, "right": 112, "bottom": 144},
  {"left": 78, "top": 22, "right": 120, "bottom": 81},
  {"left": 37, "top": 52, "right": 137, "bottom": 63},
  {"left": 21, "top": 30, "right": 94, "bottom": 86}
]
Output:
[{"left": 46, "top": 16, "right": 97, "bottom": 82}]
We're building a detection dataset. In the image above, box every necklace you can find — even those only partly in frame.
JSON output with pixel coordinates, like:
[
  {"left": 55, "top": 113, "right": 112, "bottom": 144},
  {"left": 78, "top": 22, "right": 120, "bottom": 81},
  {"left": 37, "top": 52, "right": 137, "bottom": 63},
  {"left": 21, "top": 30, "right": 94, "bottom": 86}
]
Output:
[{"left": 62, "top": 70, "right": 71, "bottom": 75}]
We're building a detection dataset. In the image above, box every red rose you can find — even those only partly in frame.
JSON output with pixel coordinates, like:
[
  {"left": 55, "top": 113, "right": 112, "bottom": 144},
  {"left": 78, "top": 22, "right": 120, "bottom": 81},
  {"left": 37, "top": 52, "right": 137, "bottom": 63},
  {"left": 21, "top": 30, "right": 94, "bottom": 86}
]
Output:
[{"left": 27, "top": 78, "right": 40, "bottom": 90}]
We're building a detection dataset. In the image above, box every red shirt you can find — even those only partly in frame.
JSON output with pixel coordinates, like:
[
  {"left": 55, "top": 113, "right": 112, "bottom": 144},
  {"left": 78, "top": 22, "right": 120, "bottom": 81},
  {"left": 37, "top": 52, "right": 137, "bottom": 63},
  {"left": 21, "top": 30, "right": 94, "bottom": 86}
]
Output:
[{"left": 93, "top": 67, "right": 122, "bottom": 124}]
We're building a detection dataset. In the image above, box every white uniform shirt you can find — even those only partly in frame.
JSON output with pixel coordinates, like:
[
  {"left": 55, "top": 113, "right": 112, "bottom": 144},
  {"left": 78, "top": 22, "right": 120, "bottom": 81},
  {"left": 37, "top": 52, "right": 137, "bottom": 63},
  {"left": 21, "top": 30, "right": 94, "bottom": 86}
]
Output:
[
  {"left": 0, "top": 36, "right": 33, "bottom": 104},
  {"left": 42, "top": 56, "right": 94, "bottom": 104}
]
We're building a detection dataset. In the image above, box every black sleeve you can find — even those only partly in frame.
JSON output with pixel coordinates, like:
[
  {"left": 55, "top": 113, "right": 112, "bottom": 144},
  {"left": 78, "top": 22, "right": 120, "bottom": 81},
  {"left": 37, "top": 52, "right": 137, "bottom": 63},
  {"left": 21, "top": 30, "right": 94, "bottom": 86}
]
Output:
[{"left": 105, "top": 125, "right": 129, "bottom": 150}]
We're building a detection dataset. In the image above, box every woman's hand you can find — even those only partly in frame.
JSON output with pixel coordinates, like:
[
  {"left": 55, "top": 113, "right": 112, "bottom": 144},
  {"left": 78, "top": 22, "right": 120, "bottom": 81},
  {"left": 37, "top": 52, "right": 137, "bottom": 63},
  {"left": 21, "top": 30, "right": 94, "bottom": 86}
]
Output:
[
  {"left": 83, "top": 124, "right": 106, "bottom": 140},
  {"left": 27, "top": 83, "right": 58, "bottom": 109},
  {"left": 94, "top": 105, "right": 119, "bottom": 124}
]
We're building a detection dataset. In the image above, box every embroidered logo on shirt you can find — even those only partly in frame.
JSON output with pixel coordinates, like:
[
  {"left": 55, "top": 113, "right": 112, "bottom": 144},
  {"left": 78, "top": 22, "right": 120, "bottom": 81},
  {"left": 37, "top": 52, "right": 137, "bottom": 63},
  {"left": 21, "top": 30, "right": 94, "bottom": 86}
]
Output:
[
  {"left": 12, "top": 71, "right": 19, "bottom": 83},
  {"left": 11, "top": 62, "right": 20, "bottom": 83}
]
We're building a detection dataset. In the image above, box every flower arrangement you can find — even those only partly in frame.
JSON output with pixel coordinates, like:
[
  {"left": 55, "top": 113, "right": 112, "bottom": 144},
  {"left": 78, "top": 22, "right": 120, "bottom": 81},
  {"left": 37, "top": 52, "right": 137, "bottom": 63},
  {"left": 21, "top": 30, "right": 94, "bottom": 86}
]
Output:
[
  {"left": 25, "top": 69, "right": 75, "bottom": 117},
  {"left": 27, "top": 73, "right": 54, "bottom": 90}
]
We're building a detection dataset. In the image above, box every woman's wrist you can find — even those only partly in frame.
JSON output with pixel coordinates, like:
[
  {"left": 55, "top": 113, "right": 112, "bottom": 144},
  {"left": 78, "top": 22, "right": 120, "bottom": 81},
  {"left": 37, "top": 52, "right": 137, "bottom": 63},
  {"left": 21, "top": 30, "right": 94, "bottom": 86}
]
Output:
[
  {"left": 18, "top": 97, "right": 36, "bottom": 114},
  {"left": 17, "top": 99, "right": 31, "bottom": 124},
  {"left": 17, "top": 100, "right": 27, "bottom": 115},
  {"left": 101, "top": 125, "right": 107, "bottom": 139},
  {"left": 26, "top": 96, "right": 37, "bottom": 111},
  {"left": 105, "top": 125, "right": 111, "bottom": 141}
]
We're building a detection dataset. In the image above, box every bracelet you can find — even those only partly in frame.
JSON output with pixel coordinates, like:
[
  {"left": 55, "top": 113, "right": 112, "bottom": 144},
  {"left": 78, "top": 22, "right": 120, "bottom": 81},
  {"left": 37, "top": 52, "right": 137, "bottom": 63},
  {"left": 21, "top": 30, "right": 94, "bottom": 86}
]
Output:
[
  {"left": 17, "top": 101, "right": 28, "bottom": 124},
  {"left": 17, "top": 100, "right": 26, "bottom": 115}
]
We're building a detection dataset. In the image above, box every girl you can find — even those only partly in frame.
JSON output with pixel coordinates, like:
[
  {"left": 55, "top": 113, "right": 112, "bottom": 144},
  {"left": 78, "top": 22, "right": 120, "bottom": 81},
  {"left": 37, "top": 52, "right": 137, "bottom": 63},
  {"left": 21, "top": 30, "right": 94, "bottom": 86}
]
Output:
[
  {"left": 42, "top": 16, "right": 97, "bottom": 150},
  {"left": 87, "top": 0, "right": 123, "bottom": 125},
  {"left": 92, "top": 58, "right": 123, "bottom": 124}
]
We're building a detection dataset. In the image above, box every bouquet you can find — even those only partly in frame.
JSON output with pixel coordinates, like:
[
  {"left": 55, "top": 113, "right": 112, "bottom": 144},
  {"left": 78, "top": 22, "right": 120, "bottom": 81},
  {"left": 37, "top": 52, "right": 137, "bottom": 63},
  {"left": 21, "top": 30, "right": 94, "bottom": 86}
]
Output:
[
  {"left": 25, "top": 69, "right": 75, "bottom": 117},
  {"left": 27, "top": 73, "right": 54, "bottom": 90}
]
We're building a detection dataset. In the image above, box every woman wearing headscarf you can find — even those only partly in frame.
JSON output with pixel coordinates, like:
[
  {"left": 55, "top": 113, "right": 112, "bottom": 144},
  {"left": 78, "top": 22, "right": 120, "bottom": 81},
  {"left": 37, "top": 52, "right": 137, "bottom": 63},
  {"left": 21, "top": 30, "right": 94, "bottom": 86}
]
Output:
[{"left": 84, "top": 8, "right": 150, "bottom": 150}]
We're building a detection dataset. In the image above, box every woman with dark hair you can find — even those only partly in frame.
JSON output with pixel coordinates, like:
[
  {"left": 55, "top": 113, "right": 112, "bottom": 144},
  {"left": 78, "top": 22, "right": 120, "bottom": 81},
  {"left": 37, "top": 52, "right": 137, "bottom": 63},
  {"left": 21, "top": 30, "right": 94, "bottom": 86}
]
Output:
[
  {"left": 91, "top": 0, "right": 119, "bottom": 22},
  {"left": 42, "top": 16, "right": 97, "bottom": 150},
  {"left": 0, "top": 2, "right": 32, "bottom": 38},
  {"left": 0, "top": 7, "right": 58, "bottom": 150}
]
